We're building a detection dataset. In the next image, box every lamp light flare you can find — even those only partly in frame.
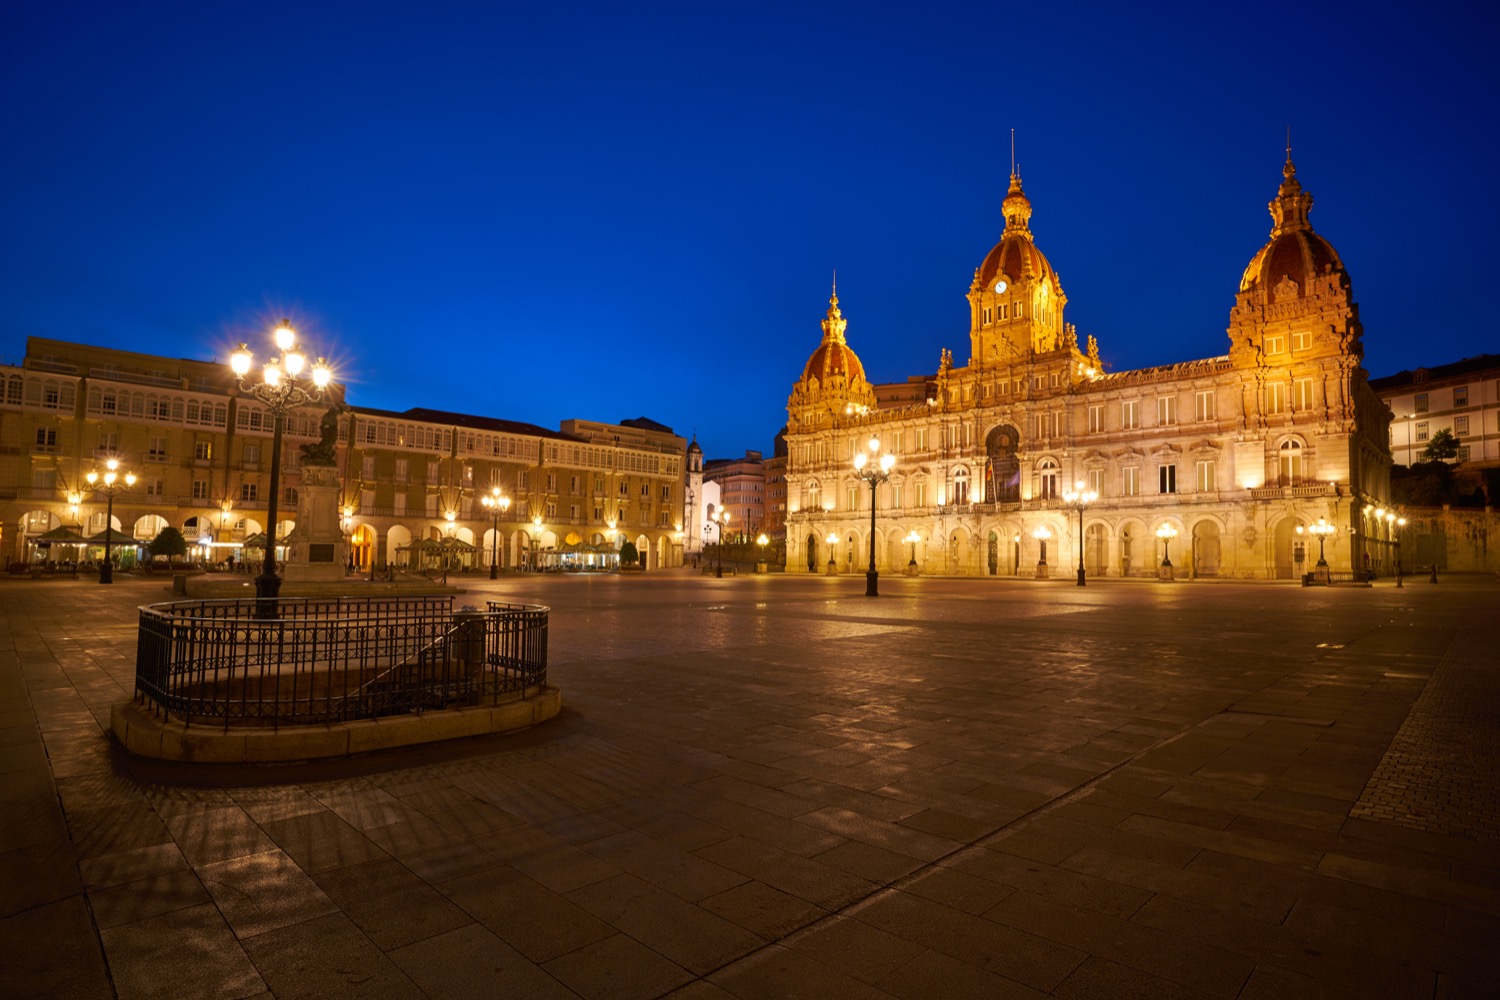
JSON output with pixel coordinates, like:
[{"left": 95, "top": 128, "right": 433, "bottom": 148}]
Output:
[{"left": 273, "top": 322, "right": 296, "bottom": 352}]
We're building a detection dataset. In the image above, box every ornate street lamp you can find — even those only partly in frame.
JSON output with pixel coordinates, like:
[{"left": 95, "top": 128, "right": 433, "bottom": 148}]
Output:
[
  {"left": 710, "top": 509, "right": 731, "bottom": 578},
  {"left": 852, "top": 435, "right": 896, "bottom": 597},
  {"left": 1060, "top": 480, "right": 1098, "bottom": 587},
  {"left": 756, "top": 533, "right": 769, "bottom": 573},
  {"left": 825, "top": 531, "right": 839, "bottom": 575},
  {"left": 1392, "top": 513, "right": 1407, "bottom": 588},
  {"left": 85, "top": 458, "right": 135, "bottom": 584},
  {"left": 1032, "top": 525, "right": 1052, "bottom": 579},
  {"left": 1155, "top": 523, "right": 1178, "bottom": 581},
  {"left": 230, "top": 321, "right": 331, "bottom": 614},
  {"left": 480, "top": 486, "right": 511, "bottom": 579},
  {"left": 904, "top": 529, "right": 920, "bottom": 575},
  {"left": 529, "top": 515, "right": 543, "bottom": 572},
  {"left": 1307, "top": 516, "right": 1335, "bottom": 583}
]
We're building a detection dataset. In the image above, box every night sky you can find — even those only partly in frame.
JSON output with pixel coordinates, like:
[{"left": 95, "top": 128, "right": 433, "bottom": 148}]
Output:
[{"left": 4, "top": 2, "right": 1495, "bottom": 460}]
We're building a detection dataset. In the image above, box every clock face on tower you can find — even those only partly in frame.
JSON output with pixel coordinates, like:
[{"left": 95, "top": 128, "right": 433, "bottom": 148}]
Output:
[{"left": 993, "top": 280, "right": 1007, "bottom": 294}]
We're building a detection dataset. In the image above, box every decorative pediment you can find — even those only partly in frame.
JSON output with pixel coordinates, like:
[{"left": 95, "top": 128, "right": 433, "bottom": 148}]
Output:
[
  {"left": 1114, "top": 446, "right": 1145, "bottom": 463},
  {"left": 1188, "top": 439, "right": 1222, "bottom": 457},
  {"left": 1149, "top": 442, "right": 1181, "bottom": 458}
]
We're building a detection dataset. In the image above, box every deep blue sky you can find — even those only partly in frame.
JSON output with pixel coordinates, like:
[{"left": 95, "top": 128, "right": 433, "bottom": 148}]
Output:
[{"left": 4, "top": 2, "right": 1495, "bottom": 460}]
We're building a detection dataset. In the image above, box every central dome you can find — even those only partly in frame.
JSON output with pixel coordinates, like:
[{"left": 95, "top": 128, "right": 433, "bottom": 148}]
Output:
[{"left": 976, "top": 172, "right": 1057, "bottom": 290}]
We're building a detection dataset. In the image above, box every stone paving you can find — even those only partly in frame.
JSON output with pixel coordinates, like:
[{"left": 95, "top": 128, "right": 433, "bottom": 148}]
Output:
[{"left": 1, "top": 570, "right": 1498, "bottom": 999}]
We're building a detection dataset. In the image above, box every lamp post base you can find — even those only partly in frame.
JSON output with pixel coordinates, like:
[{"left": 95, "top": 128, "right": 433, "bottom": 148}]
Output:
[
  {"left": 1158, "top": 563, "right": 1174, "bottom": 582},
  {"left": 826, "top": 560, "right": 838, "bottom": 576},
  {"left": 865, "top": 569, "right": 878, "bottom": 597},
  {"left": 1035, "top": 563, "right": 1049, "bottom": 580},
  {"left": 254, "top": 573, "right": 282, "bottom": 618},
  {"left": 99, "top": 562, "right": 113, "bottom": 585},
  {"left": 906, "top": 560, "right": 918, "bottom": 576},
  {"left": 1076, "top": 568, "right": 1086, "bottom": 587},
  {"left": 489, "top": 565, "right": 498, "bottom": 580}
]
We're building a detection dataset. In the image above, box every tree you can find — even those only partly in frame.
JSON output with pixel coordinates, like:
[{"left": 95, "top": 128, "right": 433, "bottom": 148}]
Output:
[
  {"left": 619, "top": 540, "right": 639, "bottom": 566},
  {"left": 148, "top": 526, "right": 188, "bottom": 559},
  {"left": 1421, "top": 428, "right": 1460, "bottom": 464}
]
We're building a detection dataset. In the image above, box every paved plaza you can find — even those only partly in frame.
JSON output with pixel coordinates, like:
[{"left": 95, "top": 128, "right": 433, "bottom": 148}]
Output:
[{"left": 2, "top": 570, "right": 1498, "bottom": 999}]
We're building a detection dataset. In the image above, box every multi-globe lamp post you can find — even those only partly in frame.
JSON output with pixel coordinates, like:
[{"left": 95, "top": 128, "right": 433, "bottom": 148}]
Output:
[
  {"left": 85, "top": 458, "right": 135, "bottom": 584},
  {"left": 1060, "top": 480, "right": 1098, "bottom": 587},
  {"left": 905, "top": 530, "right": 920, "bottom": 575},
  {"left": 826, "top": 531, "right": 839, "bottom": 575},
  {"left": 851, "top": 436, "right": 896, "bottom": 597},
  {"left": 230, "top": 322, "right": 331, "bottom": 612},
  {"left": 1306, "top": 516, "right": 1335, "bottom": 583},
  {"left": 480, "top": 486, "right": 511, "bottom": 579}
]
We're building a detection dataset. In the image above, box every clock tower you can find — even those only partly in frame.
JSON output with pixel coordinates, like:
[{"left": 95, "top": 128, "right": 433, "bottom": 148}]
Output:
[{"left": 966, "top": 170, "right": 1070, "bottom": 367}]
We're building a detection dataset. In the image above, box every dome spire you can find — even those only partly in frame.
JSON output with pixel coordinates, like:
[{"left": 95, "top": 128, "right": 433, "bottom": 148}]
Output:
[
  {"left": 821, "top": 277, "right": 847, "bottom": 345},
  {"left": 1269, "top": 137, "right": 1314, "bottom": 237}
]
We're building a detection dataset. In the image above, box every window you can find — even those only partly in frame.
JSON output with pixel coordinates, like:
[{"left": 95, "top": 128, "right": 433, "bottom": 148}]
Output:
[
  {"left": 546, "top": 473, "right": 557, "bottom": 491},
  {"left": 983, "top": 306, "right": 993, "bottom": 325},
  {"left": 640, "top": 482, "right": 650, "bottom": 497},
  {"left": 1159, "top": 464, "right": 1177, "bottom": 494},
  {"left": 1265, "top": 335, "right": 1285, "bottom": 355},
  {"left": 1292, "top": 330, "right": 1311, "bottom": 351},
  {"left": 194, "top": 441, "right": 212, "bottom": 461},
  {"left": 240, "top": 484, "right": 258, "bottom": 502},
  {"left": 243, "top": 444, "right": 261, "bottom": 465},
  {"left": 892, "top": 484, "right": 903, "bottom": 508},
  {"left": 1293, "top": 379, "right": 1315, "bottom": 412},
  {"left": 915, "top": 482, "right": 926, "bottom": 506},
  {"left": 1123, "top": 467, "right": 1139, "bottom": 496},
  {"left": 148, "top": 437, "right": 168, "bottom": 462},
  {"left": 618, "top": 481, "right": 628, "bottom": 495},
  {"left": 847, "top": 486, "right": 859, "bottom": 511},
  {"left": 1279, "top": 440, "right": 1303, "bottom": 485},
  {"left": 1087, "top": 468, "right": 1103, "bottom": 495},
  {"left": 1195, "top": 460, "right": 1216, "bottom": 492},
  {"left": 1415, "top": 422, "right": 1429, "bottom": 442},
  {"left": 1266, "top": 383, "right": 1285, "bottom": 415},
  {"left": 32, "top": 468, "right": 57, "bottom": 490},
  {"left": 97, "top": 432, "right": 119, "bottom": 454},
  {"left": 394, "top": 458, "right": 408, "bottom": 481},
  {"left": 545, "top": 502, "right": 557, "bottom": 519},
  {"left": 1457, "top": 445, "right": 1471, "bottom": 462},
  {"left": 953, "top": 467, "right": 970, "bottom": 504},
  {"left": 1195, "top": 391, "right": 1215, "bottom": 422},
  {"left": 360, "top": 455, "right": 374, "bottom": 478},
  {"left": 34, "top": 427, "right": 57, "bottom": 451},
  {"left": 1157, "top": 396, "right": 1176, "bottom": 425},
  {"left": 1454, "top": 386, "right": 1469, "bottom": 407},
  {"left": 1122, "top": 400, "right": 1139, "bottom": 429},
  {"left": 660, "top": 485, "right": 671, "bottom": 501},
  {"left": 394, "top": 491, "right": 407, "bottom": 515},
  {"left": 1038, "top": 460, "right": 1059, "bottom": 500},
  {"left": 192, "top": 480, "right": 210, "bottom": 499},
  {"left": 144, "top": 479, "right": 164, "bottom": 497},
  {"left": 101, "top": 392, "right": 117, "bottom": 415},
  {"left": 1414, "top": 392, "right": 1428, "bottom": 413},
  {"left": 1454, "top": 416, "right": 1469, "bottom": 436},
  {"left": 284, "top": 488, "right": 297, "bottom": 507},
  {"left": 427, "top": 461, "right": 440, "bottom": 481},
  {"left": 1088, "top": 405, "right": 1103, "bottom": 433}
]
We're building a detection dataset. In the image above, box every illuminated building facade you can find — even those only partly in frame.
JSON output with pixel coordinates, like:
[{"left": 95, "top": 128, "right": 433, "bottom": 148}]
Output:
[
  {"left": 784, "top": 156, "right": 1393, "bottom": 579},
  {"left": 1, "top": 339, "right": 688, "bottom": 571}
]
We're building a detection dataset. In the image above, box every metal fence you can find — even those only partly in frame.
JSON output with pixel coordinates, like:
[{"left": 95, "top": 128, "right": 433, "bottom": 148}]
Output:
[{"left": 134, "top": 596, "right": 548, "bottom": 728}]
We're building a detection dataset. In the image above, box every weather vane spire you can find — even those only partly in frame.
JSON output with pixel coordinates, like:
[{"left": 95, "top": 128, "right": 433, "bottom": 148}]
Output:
[
  {"left": 1286, "top": 124, "right": 1292, "bottom": 164},
  {"left": 1010, "top": 128, "right": 1016, "bottom": 177}
]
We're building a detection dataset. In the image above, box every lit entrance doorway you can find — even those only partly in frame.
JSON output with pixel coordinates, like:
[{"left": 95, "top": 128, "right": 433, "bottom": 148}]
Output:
[
  {"left": 806, "top": 533, "right": 818, "bottom": 572},
  {"left": 349, "top": 524, "right": 375, "bottom": 573}
]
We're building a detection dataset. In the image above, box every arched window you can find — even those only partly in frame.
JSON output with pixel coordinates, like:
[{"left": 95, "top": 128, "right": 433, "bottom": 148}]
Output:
[
  {"left": 1279, "top": 440, "right": 1304, "bottom": 486},
  {"left": 1038, "top": 459, "right": 1060, "bottom": 500},
  {"left": 804, "top": 479, "right": 821, "bottom": 511},
  {"left": 952, "top": 467, "right": 971, "bottom": 505}
]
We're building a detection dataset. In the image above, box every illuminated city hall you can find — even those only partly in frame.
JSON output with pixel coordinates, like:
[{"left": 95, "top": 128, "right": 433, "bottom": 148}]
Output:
[{"left": 784, "top": 155, "right": 1393, "bottom": 580}]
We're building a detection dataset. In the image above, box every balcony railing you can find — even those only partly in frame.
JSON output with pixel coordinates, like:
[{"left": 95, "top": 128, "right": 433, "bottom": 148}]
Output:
[{"left": 133, "top": 596, "right": 549, "bottom": 728}]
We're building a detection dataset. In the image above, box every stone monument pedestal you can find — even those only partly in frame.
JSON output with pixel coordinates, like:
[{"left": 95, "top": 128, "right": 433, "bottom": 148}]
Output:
[{"left": 282, "top": 464, "right": 346, "bottom": 584}]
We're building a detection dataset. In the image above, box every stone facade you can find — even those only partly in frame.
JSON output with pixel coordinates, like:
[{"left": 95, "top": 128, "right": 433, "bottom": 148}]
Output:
[{"left": 784, "top": 156, "right": 1393, "bottom": 580}]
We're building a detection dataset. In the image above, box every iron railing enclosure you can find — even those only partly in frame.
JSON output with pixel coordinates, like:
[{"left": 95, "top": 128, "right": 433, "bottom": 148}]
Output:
[{"left": 134, "top": 596, "right": 548, "bottom": 728}]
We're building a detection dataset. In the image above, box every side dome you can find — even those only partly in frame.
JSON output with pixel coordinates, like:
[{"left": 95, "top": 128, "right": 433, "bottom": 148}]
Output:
[
  {"left": 800, "top": 287, "right": 867, "bottom": 384},
  {"left": 976, "top": 172, "right": 1057, "bottom": 289},
  {"left": 1238, "top": 156, "right": 1346, "bottom": 297}
]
